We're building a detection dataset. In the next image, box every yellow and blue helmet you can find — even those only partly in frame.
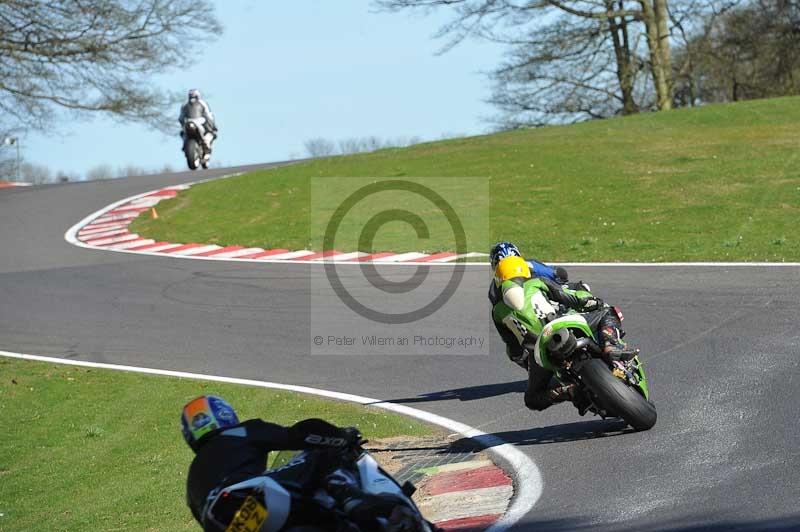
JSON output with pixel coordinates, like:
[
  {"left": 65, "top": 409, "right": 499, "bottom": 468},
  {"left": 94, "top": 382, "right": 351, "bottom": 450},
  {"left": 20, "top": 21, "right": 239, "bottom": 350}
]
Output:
[
  {"left": 490, "top": 242, "right": 521, "bottom": 271},
  {"left": 181, "top": 395, "right": 239, "bottom": 451}
]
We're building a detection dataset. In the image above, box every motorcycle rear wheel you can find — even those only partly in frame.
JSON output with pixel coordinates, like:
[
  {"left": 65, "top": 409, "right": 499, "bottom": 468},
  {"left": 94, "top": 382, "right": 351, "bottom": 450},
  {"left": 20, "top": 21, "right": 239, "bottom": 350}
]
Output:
[{"left": 579, "top": 358, "right": 657, "bottom": 431}]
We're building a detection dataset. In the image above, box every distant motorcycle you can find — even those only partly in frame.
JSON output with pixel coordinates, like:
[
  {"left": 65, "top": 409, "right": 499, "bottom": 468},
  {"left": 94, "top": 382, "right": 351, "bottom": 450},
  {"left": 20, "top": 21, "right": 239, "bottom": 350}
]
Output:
[
  {"left": 181, "top": 117, "right": 210, "bottom": 170},
  {"left": 202, "top": 442, "right": 436, "bottom": 531}
]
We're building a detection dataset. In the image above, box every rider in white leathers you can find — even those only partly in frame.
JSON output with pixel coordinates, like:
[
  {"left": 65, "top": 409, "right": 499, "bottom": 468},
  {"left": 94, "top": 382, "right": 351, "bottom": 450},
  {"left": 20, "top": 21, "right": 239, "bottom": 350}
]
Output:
[{"left": 179, "top": 89, "right": 217, "bottom": 160}]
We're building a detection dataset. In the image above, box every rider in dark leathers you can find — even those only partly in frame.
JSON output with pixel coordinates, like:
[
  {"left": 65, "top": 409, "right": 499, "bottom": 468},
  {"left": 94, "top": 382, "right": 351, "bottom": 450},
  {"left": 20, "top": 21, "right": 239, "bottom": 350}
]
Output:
[{"left": 182, "top": 395, "right": 428, "bottom": 531}]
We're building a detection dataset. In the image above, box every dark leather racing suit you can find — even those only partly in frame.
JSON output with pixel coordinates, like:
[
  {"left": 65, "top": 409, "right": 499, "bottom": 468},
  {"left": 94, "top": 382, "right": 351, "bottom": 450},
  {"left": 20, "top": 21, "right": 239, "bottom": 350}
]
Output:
[{"left": 186, "top": 418, "right": 353, "bottom": 526}]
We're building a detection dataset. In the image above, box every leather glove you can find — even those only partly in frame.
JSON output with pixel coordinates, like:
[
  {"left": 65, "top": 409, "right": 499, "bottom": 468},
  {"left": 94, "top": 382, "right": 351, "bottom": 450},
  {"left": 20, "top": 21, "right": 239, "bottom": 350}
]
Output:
[
  {"left": 387, "top": 506, "right": 427, "bottom": 532},
  {"left": 581, "top": 297, "right": 604, "bottom": 311},
  {"left": 341, "top": 426, "right": 365, "bottom": 447}
]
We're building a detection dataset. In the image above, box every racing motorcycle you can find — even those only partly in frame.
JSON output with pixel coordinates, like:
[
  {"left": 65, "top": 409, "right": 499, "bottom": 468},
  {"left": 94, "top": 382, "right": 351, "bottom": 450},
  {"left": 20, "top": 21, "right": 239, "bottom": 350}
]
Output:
[
  {"left": 501, "top": 279, "right": 657, "bottom": 431},
  {"left": 531, "top": 310, "right": 657, "bottom": 430},
  {"left": 181, "top": 117, "right": 210, "bottom": 170},
  {"left": 202, "top": 441, "right": 435, "bottom": 531}
]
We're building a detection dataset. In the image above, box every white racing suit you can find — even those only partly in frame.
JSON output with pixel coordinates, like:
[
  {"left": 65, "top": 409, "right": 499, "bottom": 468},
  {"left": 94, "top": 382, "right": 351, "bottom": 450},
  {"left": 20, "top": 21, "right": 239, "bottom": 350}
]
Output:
[{"left": 179, "top": 99, "right": 217, "bottom": 154}]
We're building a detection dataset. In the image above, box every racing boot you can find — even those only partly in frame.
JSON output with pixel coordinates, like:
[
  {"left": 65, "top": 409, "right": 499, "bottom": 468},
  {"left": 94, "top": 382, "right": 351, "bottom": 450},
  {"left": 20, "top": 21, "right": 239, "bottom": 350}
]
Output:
[
  {"left": 599, "top": 313, "right": 638, "bottom": 362},
  {"left": 506, "top": 345, "right": 528, "bottom": 370},
  {"left": 601, "top": 326, "right": 638, "bottom": 361},
  {"left": 547, "top": 383, "right": 576, "bottom": 404},
  {"left": 604, "top": 344, "right": 640, "bottom": 362}
]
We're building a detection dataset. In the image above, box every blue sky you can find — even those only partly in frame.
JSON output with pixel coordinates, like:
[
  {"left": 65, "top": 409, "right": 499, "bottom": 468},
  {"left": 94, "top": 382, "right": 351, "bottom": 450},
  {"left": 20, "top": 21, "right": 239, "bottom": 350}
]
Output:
[{"left": 23, "top": 1, "right": 502, "bottom": 177}]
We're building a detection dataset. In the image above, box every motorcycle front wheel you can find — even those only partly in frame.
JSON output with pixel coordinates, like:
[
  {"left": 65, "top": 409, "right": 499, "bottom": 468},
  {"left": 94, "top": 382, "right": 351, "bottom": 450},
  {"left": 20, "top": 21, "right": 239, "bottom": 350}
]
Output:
[
  {"left": 578, "top": 358, "right": 657, "bottom": 431},
  {"left": 185, "top": 139, "right": 201, "bottom": 170}
]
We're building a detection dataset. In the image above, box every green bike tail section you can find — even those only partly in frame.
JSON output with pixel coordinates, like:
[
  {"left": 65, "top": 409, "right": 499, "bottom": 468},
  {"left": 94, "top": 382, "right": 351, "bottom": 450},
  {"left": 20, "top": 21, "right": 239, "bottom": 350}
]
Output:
[
  {"left": 492, "top": 278, "right": 652, "bottom": 399},
  {"left": 492, "top": 279, "right": 595, "bottom": 372},
  {"left": 535, "top": 314, "right": 596, "bottom": 372}
]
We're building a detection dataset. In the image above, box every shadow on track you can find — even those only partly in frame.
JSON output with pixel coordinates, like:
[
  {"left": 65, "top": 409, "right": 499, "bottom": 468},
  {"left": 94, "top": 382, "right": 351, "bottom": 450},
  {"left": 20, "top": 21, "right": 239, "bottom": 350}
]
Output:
[
  {"left": 504, "top": 515, "right": 800, "bottom": 532},
  {"left": 378, "top": 379, "right": 528, "bottom": 404},
  {"left": 449, "top": 419, "right": 633, "bottom": 450}
]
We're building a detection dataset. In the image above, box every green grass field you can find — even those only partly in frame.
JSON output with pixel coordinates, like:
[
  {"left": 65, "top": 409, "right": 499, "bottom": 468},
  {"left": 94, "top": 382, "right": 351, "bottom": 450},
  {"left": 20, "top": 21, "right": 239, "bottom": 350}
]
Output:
[
  {"left": 0, "top": 357, "right": 431, "bottom": 531},
  {"left": 131, "top": 97, "right": 800, "bottom": 261}
]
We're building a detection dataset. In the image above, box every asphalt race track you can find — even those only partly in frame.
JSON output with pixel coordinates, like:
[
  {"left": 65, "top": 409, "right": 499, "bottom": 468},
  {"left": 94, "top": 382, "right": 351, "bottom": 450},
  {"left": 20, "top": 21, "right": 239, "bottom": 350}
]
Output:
[{"left": 2, "top": 170, "right": 799, "bottom": 531}]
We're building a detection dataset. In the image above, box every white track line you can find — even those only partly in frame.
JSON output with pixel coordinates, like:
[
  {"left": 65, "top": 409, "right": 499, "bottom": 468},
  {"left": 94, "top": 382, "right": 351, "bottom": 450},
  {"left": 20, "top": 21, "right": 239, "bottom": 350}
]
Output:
[{"left": 0, "top": 349, "right": 539, "bottom": 531}]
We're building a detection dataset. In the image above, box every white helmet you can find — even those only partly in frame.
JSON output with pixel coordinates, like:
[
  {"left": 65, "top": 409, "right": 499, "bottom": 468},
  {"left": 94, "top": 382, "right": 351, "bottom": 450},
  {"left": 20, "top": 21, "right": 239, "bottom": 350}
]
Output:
[{"left": 188, "top": 89, "right": 201, "bottom": 101}]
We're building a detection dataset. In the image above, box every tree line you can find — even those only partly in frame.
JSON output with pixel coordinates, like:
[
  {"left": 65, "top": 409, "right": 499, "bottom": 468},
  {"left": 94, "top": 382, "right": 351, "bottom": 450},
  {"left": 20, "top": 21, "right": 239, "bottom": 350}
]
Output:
[
  {"left": 377, "top": 0, "right": 800, "bottom": 127},
  {"left": 303, "top": 136, "right": 425, "bottom": 157},
  {"left": 3, "top": 0, "right": 798, "bottom": 176},
  {"left": 0, "top": 152, "right": 189, "bottom": 184}
]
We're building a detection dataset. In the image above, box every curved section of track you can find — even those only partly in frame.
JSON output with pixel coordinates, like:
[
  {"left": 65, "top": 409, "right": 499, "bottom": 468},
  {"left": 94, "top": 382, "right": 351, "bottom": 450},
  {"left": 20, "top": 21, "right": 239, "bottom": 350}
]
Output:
[{"left": 2, "top": 169, "right": 799, "bottom": 531}]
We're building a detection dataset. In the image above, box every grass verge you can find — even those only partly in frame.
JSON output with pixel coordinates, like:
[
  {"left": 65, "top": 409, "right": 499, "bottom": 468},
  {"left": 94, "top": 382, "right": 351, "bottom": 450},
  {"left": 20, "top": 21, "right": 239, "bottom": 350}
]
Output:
[
  {"left": 131, "top": 97, "right": 800, "bottom": 261},
  {"left": 0, "top": 357, "right": 431, "bottom": 531}
]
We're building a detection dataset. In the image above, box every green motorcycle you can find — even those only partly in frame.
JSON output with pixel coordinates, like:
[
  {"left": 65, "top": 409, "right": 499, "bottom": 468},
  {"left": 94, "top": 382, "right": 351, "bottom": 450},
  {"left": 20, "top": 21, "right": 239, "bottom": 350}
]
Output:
[{"left": 496, "top": 279, "right": 657, "bottom": 431}]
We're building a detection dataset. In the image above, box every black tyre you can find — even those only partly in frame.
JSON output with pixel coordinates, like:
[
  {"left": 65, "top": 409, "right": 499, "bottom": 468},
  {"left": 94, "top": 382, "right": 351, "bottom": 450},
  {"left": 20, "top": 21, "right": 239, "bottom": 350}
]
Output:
[
  {"left": 578, "top": 358, "right": 657, "bottom": 431},
  {"left": 185, "top": 139, "right": 201, "bottom": 170}
]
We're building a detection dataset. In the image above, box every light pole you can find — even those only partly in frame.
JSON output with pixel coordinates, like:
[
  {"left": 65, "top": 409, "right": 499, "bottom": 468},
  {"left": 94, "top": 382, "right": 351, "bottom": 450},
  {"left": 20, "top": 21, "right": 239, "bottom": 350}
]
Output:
[{"left": 2, "top": 136, "right": 20, "bottom": 182}]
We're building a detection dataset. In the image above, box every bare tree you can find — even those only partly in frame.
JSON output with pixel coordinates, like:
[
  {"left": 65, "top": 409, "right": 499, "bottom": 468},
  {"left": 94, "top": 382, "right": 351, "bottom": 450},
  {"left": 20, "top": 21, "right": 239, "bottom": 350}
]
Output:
[
  {"left": 0, "top": 134, "right": 17, "bottom": 180},
  {"left": 673, "top": 0, "right": 800, "bottom": 105},
  {"left": 377, "top": 0, "right": 690, "bottom": 125},
  {"left": 0, "top": 156, "right": 15, "bottom": 181},
  {"left": 362, "top": 136, "right": 385, "bottom": 152},
  {"left": 339, "top": 138, "right": 367, "bottom": 154},
  {"left": 55, "top": 169, "right": 76, "bottom": 183},
  {"left": 116, "top": 164, "right": 148, "bottom": 178},
  {"left": 20, "top": 161, "right": 53, "bottom": 184},
  {"left": 669, "top": 0, "right": 742, "bottom": 107},
  {"left": 0, "top": 1, "right": 222, "bottom": 133},
  {"left": 488, "top": 11, "right": 646, "bottom": 126},
  {"left": 304, "top": 138, "right": 336, "bottom": 157},
  {"left": 318, "top": 136, "right": 425, "bottom": 156},
  {"left": 85, "top": 163, "right": 114, "bottom": 181}
]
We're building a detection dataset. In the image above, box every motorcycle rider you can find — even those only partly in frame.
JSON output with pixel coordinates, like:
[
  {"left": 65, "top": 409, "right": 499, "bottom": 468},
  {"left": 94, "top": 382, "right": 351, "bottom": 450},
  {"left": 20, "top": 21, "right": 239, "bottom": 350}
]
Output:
[
  {"left": 179, "top": 89, "right": 217, "bottom": 159},
  {"left": 182, "top": 394, "right": 428, "bottom": 531},
  {"left": 488, "top": 242, "right": 589, "bottom": 306},
  {"left": 490, "top": 255, "right": 638, "bottom": 412}
]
